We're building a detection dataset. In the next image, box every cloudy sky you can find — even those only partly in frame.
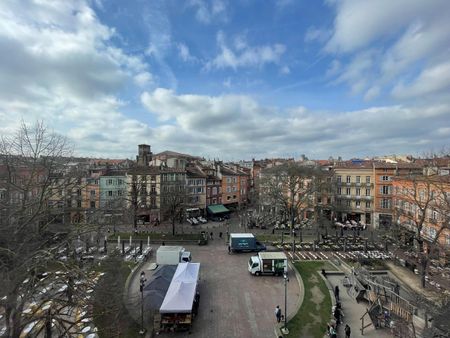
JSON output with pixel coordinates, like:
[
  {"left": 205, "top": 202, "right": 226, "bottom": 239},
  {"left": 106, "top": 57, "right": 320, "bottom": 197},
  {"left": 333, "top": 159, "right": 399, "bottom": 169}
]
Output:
[{"left": 1, "top": 0, "right": 449, "bottom": 160}]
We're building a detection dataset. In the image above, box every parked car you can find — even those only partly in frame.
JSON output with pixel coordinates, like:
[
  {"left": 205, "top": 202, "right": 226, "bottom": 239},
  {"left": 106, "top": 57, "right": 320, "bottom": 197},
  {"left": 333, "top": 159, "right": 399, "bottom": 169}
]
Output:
[
  {"left": 191, "top": 218, "right": 199, "bottom": 225},
  {"left": 198, "top": 216, "right": 208, "bottom": 224},
  {"left": 187, "top": 218, "right": 193, "bottom": 225}
]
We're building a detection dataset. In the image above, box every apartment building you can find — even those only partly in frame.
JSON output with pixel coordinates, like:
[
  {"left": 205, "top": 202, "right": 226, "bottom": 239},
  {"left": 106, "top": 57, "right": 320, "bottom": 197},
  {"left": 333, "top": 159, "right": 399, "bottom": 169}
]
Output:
[
  {"left": 373, "top": 162, "right": 422, "bottom": 228},
  {"left": 185, "top": 166, "right": 207, "bottom": 213},
  {"left": 393, "top": 175, "right": 450, "bottom": 262},
  {"left": 334, "top": 162, "right": 375, "bottom": 225}
]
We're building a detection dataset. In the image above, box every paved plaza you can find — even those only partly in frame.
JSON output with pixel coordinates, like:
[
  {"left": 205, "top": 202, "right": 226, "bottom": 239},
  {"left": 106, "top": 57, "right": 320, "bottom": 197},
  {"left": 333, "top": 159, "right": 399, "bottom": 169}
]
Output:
[{"left": 127, "top": 238, "right": 301, "bottom": 338}]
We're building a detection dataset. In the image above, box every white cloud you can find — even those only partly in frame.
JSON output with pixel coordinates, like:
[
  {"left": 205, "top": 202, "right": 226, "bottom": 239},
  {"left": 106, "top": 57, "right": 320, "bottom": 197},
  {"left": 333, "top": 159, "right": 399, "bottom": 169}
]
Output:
[
  {"left": 187, "top": 0, "right": 227, "bottom": 24},
  {"left": 177, "top": 42, "right": 196, "bottom": 62},
  {"left": 0, "top": 0, "right": 154, "bottom": 158},
  {"left": 304, "top": 26, "right": 331, "bottom": 43},
  {"left": 392, "top": 61, "right": 450, "bottom": 99},
  {"left": 134, "top": 72, "right": 153, "bottom": 87},
  {"left": 205, "top": 31, "right": 286, "bottom": 70},
  {"left": 319, "top": 0, "right": 450, "bottom": 102},
  {"left": 140, "top": 88, "right": 450, "bottom": 159},
  {"left": 280, "top": 66, "right": 290, "bottom": 75}
]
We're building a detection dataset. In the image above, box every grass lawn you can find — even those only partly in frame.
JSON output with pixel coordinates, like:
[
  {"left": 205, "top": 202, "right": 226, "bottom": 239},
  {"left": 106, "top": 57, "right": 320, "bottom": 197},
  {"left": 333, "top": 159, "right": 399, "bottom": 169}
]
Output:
[
  {"left": 286, "top": 261, "right": 332, "bottom": 338},
  {"left": 93, "top": 257, "right": 142, "bottom": 337}
]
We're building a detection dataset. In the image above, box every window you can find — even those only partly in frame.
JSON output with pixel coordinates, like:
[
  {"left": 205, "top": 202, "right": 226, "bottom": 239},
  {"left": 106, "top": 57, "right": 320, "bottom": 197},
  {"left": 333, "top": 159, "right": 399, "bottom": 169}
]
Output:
[
  {"left": 380, "top": 186, "right": 390, "bottom": 195},
  {"left": 90, "top": 190, "right": 96, "bottom": 196},
  {"left": 77, "top": 200, "right": 82, "bottom": 208},
  {"left": 366, "top": 201, "right": 371, "bottom": 208},
  {"left": 355, "top": 176, "right": 360, "bottom": 183},
  {"left": 227, "top": 196, "right": 231, "bottom": 200},
  {"left": 233, "top": 195, "right": 236, "bottom": 199},
  {"left": 365, "top": 188, "right": 370, "bottom": 196},
  {"left": 77, "top": 189, "right": 81, "bottom": 196},
  {"left": 118, "top": 179, "right": 123, "bottom": 185},
  {"left": 0, "top": 190, "right": 5, "bottom": 200},
  {"left": 381, "top": 176, "right": 390, "bottom": 181},
  {"left": 107, "top": 179, "right": 113, "bottom": 185},
  {"left": 381, "top": 199, "right": 391, "bottom": 209},
  {"left": 233, "top": 177, "right": 237, "bottom": 183},
  {"left": 232, "top": 186, "right": 237, "bottom": 192},
  {"left": 90, "top": 201, "right": 96, "bottom": 208},
  {"left": 196, "top": 187, "right": 203, "bottom": 193},
  {"left": 356, "top": 188, "right": 361, "bottom": 196},
  {"left": 346, "top": 200, "right": 351, "bottom": 206},
  {"left": 337, "top": 176, "right": 342, "bottom": 183},
  {"left": 212, "top": 198, "right": 216, "bottom": 204},
  {"left": 108, "top": 191, "right": 113, "bottom": 197},
  {"left": 151, "top": 197, "right": 156, "bottom": 207},
  {"left": 366, "top": 176, "right": 371, "bottom": 183},
  {"left": 337, "top": 187, "right": 342, "bottom": 195},
  {"left": 227, "top": 178, "right": 231, "bottom": 183},
  {"left": 151, "top": 175, "right": 156, "bottom": 181},
  {"left": 337, "top": 199, "right": 342, "bottom": 205},
  {"left": 212, "top": 187, "right": 217, "bottom": 195},
  {"left": 227, "top": 187, "right": 231, "bottom": 193},
  {"left": 346, "top": 176, "right": 351, "bottom": 183},
  {"left": 356, "top": 201, "right": 361, "bottom": 208},
  {"left": 117, "top": 190, "right": 123, "bottom": 196},
  {"left": 346, "top": 187, "right": 351, "bottom": 195}
]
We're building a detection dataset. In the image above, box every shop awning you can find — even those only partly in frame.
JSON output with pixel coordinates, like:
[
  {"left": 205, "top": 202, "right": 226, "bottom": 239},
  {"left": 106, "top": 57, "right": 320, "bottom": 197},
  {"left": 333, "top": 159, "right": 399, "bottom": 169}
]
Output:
[{"left": 207, "top": 204, "right": 230, "bottom": 214}]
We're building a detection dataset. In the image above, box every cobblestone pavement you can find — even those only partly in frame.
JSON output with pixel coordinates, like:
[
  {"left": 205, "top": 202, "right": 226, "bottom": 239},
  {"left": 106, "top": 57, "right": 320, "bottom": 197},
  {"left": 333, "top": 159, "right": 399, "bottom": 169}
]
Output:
[{"left": 127, "top": 238, "right": 302, "bottom": 338}]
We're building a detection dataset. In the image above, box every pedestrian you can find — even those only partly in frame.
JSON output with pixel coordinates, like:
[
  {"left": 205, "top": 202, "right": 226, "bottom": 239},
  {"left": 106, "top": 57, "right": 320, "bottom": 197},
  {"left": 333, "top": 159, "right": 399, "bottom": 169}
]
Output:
[
  {"left": 345, "top": 324, "right": 351, "bottom": 338},
  {"left": 329, "top": 324, "right": 337, "bottom": 338},
  {"left": 334, "top": 305, "right": 343, "bottom": 326},
  {"left": 219, "top": 232, "right": 223, "bottom": 239},
  {"left": 275, "top": 305, "right": 282, "bottom": 323},
  {"left": 210, "top": 232, "right": 213, "bottom": 240},
  {"left": 335, "top": 285, "right": 340, "bottom": 301},
  {"left": 228, "top": 245, "right": 231, "bottom": 254}
]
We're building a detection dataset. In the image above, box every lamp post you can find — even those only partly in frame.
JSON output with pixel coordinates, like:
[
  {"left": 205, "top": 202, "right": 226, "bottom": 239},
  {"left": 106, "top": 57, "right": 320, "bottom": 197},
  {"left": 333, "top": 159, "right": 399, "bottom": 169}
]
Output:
[
  {"left": 139, "top": 271, "right": 147, "bottom": 335},
  {"left": 281, "top": 272, "right": 290, "bottom": 335}
]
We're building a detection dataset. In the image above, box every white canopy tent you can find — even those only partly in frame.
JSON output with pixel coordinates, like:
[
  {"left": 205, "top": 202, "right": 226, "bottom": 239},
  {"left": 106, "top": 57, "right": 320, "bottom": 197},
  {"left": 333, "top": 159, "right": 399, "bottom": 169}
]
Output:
[{"left": 159, "top": 262, "right": 200, "bottom": 314}]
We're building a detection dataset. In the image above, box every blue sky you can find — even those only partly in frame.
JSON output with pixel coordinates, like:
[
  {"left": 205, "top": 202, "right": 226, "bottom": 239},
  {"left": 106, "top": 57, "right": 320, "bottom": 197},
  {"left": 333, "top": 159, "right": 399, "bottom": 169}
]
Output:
[{"left": 1, "top": 0, "right": 450, "bottom": 160}]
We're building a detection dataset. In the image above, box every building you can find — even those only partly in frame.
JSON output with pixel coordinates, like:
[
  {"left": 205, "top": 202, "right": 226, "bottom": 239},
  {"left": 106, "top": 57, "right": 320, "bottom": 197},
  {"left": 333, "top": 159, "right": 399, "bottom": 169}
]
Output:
[
  {"left": 333, "top": 161, "right": 375, "bottom": 225},
  {"left": 185, "top": 165, "right": 207, "bottom": 215},
  {"left": 125, "top": 166, "right": 161, "bottom": 224},
  {"left": 393, "top": 175, "right": 450, "bottom": 262},
  {"left": 373, "top": 162, "right": 422, "bottom": 228}
]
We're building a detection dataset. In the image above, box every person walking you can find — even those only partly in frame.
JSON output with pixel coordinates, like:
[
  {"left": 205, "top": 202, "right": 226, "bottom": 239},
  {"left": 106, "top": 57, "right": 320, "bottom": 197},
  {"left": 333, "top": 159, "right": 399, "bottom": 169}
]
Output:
[
  {"left": 345, "top": 324, "right": 351, "bottom": 338},
  {"left": 275, "top": 305, "right": 282, "bottom": 323},
  {"left": 219, "top": 231, "right": 223, "bottom": 239},
  {"left": 210, "top": 232, "right": 213, "bottom": 240},
  {"left": 335, "top": 285, "right": 340, "bottom": 301}
]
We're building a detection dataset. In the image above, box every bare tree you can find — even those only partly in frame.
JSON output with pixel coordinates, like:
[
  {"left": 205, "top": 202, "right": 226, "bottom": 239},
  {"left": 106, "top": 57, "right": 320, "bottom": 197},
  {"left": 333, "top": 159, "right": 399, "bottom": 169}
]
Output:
[
  {"left": 0, "top": 121, "right": 96, "bottom": 337},
  {"left": 259, "top": 162, "right": 331, "bottom": 231},
  {"left": 161, "top": 179, "right": 186, "bottom": 236},
  {"left": 393, "top": 174, "right": 450, "bottom": 288}
]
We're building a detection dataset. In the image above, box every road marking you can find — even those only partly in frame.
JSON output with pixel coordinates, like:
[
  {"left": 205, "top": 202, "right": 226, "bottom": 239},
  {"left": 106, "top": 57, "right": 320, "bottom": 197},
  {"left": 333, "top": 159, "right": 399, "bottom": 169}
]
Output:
[{"left": 244, "top": 292, "right": 258, "bottom": 336}]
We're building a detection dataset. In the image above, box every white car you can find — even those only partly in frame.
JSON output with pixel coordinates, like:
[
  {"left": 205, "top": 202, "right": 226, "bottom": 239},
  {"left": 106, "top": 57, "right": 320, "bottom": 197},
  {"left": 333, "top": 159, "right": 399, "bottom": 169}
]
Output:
[
  {"left": 187, "top": 218, "right": 193, "bottom": 225},
  {"left": 191, "top": 218, "right": 199, "bottom": 225},
  {"left": 198, "top": 216, "right": 208, "bottom": 224}
]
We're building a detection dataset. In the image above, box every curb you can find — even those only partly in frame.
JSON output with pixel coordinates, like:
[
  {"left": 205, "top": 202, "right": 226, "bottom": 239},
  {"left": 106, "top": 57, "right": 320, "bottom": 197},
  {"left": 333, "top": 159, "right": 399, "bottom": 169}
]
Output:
[{"left": 274, "top": 261, "right": 305, "bottom": 337}]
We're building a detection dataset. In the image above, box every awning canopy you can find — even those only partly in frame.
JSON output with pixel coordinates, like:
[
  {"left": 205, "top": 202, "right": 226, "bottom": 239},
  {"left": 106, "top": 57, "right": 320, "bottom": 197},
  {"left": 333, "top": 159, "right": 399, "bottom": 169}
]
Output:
[
  {"left": 207, "top": 204, "right": 230, "bottom": 214},
  {"left": 160, "top": 263, "right": 200, "bottom": 314}
]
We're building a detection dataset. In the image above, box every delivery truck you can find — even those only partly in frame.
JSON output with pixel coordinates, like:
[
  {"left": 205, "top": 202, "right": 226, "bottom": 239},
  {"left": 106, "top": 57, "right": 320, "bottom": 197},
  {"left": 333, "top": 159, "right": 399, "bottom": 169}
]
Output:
[
  {"left": 229, "top": 233, "right": 266, "bottom": 253},
  {"left": 248, "top": 251, "right": 288, "bottom": 276},
  {"left": 156, "top": 246, "right": 191, "bottom": 265}
]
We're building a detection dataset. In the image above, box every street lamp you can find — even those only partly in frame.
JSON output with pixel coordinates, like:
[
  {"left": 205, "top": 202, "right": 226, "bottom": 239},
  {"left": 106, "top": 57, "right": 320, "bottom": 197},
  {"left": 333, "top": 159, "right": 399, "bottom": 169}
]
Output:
[
  {"left": 282, "top": 272, "right": 289, "bottom": 335},
  {"left": 139, "top": 271, "right": 147, "bottom": 335}
]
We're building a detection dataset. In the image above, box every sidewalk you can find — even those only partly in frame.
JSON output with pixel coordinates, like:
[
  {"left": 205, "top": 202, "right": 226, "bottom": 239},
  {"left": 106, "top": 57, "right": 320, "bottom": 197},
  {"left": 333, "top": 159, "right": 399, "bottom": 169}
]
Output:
[
  {"left": 385, "top": 261, "right": 442, "bottom": 304},
  {"left": 326, "top": 275, "right": 392, "bottom": 338}
]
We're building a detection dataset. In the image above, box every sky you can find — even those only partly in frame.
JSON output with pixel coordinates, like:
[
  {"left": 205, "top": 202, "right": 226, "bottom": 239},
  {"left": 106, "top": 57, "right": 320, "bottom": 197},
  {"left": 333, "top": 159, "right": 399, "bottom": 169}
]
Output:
[{"left": 1, "top": 0, "right": 450, "bottom": 161}]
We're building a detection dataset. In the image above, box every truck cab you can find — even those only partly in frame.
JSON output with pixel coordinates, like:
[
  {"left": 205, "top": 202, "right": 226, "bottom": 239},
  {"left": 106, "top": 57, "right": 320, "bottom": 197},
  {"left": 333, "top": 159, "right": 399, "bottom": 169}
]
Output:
[{"left": 248, "top": 252, "right": 287, "bottom": 276}]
